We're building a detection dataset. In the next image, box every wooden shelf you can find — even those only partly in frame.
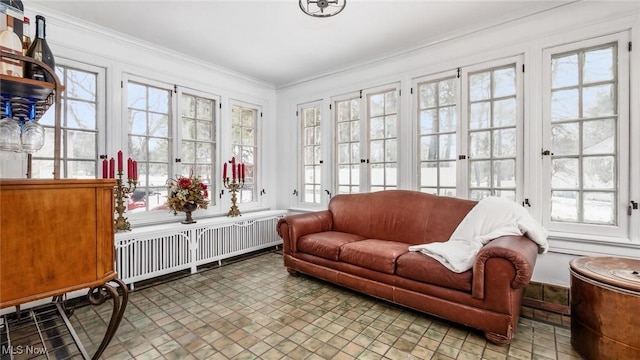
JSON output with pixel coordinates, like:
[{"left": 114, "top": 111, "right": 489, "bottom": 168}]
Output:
[{"left": 0, "top": 74, "right": 56, "bottom": 101}]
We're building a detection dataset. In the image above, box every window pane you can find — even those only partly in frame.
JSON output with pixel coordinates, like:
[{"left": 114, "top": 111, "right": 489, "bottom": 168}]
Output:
[
  {"left": 419, "top": 82, "right": 436, "bottom": 108},
  {"left": 469, "top": 72, "right": 490, "bottom": 101},
  {"left": 420, "top": 136, "right": 437, "bottom": 161},
  {"left": 439, "top": 79, "right": 456, "bottom": 106},
  {"left": 469, "top": 160, "right": 491, "bottom": 188},
  {"left": 338, "top": 123, "right": 350, "bottom": 142},
  {"left": 67, "top": 130, "right": 96, "bottom": 159},
  {"left": 196, "top": 98, "right": 213, "bottom": 120},
  {"left": 182, "top": 118, "right": 195, "bottom": 140},
  {"left": 67, "top": 100, "right": 96, "bottom": 130},
  {"left": 493, "top": 67, "right": 516, "bottom": 98},
  {"left": 493, "top": 99, "right": 516, "bottom": 127},
  {"left": 66, "top": 69, "right": 96, "bottom": 101},
  {"left": 583, "top": 119, "right": 615, "bottom": 154},
  {"left": 182, "top": 94, "right": 195, "bottom": 117},
  {"left": 469, "top": 102, "right": 490, "bottom": 129},
  {"left": 552, "top": 123, "right": 579, "bottom": 155},
  {"left": 196, "top": 120, "right": 212, "bottom": 141},
  {"left": 439, "top": 134, "right": 456, "bottom": 160},
  {"left": 583, "top": 84, "right": 614, "bottom": 117},
  {"left": 551, "top": 191, "right": 579, "bottom": 222},
  {"left": 493, "top": 128, "right": 516, "bottom": 157},
  {"left": 552, "top": 54, "right": 579, "bottom": 88},
  {"left": 369, "top": 94, "right": 384, "bottom": 117},
  {"left": 583, "top": 156, "right": 614, "bottom": 189},
  {"left": 551, "top": 89, "right": 579, "bottom": 120},
  {"left": 551, "top": 158, "right": 579, "bottom": 188},
  {"left": 583, "top": 47, "right": 614, "bottom": 83},
  {"left": 420, "top": 109, "right": 437, "bottom": 134},
  {"left": 493, "top": 159, "right": 515, "bottom": 188},
  {"left": 584, "top": 192, "right": 615, "bottom": 224},
  {"left": 439, "top": 161, "right": 456, "bottom": 187},
  {"left": 469, "top": 131, "right": 490, "bottom": 158},
  {"left": 420, "top": 163, "right": 437, "bottom": 186},
  {"left": 370, "top": 140, "right": 384, "bottom": 162},
  {"left": 370, "top": 117, "right": 384, "bottom": 139},
  {"left": 439, "top": 106, "right": 456, "bottom": 132}
]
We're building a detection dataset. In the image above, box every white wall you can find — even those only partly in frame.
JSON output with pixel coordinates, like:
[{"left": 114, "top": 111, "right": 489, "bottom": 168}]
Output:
[{"left": 275, "top": 1, "right": 640, "bottom": 287}]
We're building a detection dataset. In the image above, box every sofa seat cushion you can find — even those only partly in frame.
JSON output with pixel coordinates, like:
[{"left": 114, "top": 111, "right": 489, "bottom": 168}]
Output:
[
  {"left": 396, "top": 252, "right": 472, "bottom": 292},
  {"left": 339, "top": 239, "right": 410, "bottom": 274},
  {"left": 297, "top": 231, "right": 366, "bottom": 261}
]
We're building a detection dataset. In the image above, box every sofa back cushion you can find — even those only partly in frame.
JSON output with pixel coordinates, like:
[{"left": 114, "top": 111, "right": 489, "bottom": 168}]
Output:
[{"left": 328, "top": 190, "right": 477, "bottom": 245}]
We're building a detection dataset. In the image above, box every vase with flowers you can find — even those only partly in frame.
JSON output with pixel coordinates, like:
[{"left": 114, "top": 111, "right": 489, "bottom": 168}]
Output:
[{"left": 166, "top": 173, "right": 209, "bottom": 224}]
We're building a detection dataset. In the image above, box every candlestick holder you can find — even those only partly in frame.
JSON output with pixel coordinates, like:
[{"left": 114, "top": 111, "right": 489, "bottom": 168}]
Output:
[
  {"left": 114, "top": 170, "right": 137, "bottom": 231},
  {"left": 223, "top": 177, "right": 244, "bottom": 217}
]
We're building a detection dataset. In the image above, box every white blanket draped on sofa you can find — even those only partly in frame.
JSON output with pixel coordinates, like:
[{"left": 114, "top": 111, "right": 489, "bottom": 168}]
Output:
[{"left": 408, "top": 197, "right": 548, "bottom": 273}]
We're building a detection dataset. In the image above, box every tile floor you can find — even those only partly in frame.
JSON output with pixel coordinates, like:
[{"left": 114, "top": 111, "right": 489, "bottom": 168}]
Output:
[{"left": 9, "top": 251, "right": 584, "bottom": 359}]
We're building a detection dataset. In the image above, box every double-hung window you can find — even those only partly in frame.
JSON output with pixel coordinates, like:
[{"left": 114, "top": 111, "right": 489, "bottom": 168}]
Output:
[
  {"left": 335, "top": 84, "right": 400, "bottom": 194},
  {"left": 541, "top": 32, "right": 630, "bottom": 239},
  {"left": 33, "top": 61, "right": 105, "bottom": 179},
  {"left": 414, "top": 56, "right": 524, "bottom": 201}
]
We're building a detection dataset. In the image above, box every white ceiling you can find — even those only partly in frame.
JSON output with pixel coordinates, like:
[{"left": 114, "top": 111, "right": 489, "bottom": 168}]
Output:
[{"left": 30, "top": 0, "right": 574, "bottom": 88}]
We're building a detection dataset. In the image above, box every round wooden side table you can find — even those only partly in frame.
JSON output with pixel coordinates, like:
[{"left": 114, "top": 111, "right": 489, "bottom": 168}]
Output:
[{"left": 570, "top": 256, "right": 640, "bottom": 360}]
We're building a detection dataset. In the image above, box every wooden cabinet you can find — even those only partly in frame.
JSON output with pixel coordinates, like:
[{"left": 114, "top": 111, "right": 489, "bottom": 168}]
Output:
[{"left": 0, "top": 179, "right": 116, "bottom": 309}]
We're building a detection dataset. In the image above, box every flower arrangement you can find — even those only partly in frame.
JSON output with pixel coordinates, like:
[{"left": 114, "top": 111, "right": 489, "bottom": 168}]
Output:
[{"left": 166, "top": 174, "right": 210, "bottom": 214}]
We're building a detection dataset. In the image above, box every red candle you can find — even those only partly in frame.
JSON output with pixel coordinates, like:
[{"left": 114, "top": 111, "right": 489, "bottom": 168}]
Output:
[
  {"left": 238, "top": 164, "right": 242, "bottom": 181},
  {"left": 127, "top": 158, "right": 133, "bottom": 179},
  {"left": 109, "top": 157, "right": 115, "bottom": 178},
  {"left": 231, "top": 157, "right": 236, "bottom": 179},
  {"left": 102, "top": 159, "right": 108, "bottom": 179},
  {"left": 223, "top": 162, "right": 227, "bottom": 179},
  {"left": 117, "top": 150, "right": 123, "bottom": 172},
  {"left": 242, "top": 163, "right": 245, "bottom": 180},
  {"left": 132, "top": 161, "right": 138, "bottom": 180}
]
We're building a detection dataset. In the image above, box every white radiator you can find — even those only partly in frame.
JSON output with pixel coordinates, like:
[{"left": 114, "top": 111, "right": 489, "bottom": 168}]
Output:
[{"left": 114, "top": 210, "right": 286, "bottom": 288}]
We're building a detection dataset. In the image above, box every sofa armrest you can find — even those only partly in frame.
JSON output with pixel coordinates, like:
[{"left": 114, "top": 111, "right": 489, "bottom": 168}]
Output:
[
  {"left": 471, "top": 235, "right": 538, "bottom": 300},
  {"left": 277, "top": 211, "right": 333, "bottom": 254}
]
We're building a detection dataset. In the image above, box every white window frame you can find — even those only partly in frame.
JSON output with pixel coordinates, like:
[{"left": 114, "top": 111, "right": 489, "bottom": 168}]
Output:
[
  {"left": 333, "top": 91, "right": 362, "bottom": 195},
  {"left": 297, "top": 100, "right": 323, "bottom": 206},
  {"left": 31, "top": 59, "right": 106, "bottom": 179},
  {"left": 541, "top": 31, "right": 631, "bottom": 241},
  {"left": 176, "top": 87, "right": 222, "bottom": 213},
  {"left": 412, "top": 56, "right": 525, "bottom": 202},
  {"left": 333, "top": 83, "right": 401, "bottom": 194},
  {"left": 122, "top": 74, "right": 176, "bottom": 222},
  {"left": 229, "top": 99, "right": 262, "bottom": 210},
  {"left": 413, "top": 70, "right": 461, "bottom": 197}
]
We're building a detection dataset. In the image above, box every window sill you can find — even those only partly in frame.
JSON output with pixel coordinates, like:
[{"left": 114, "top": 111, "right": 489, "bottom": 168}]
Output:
[{"left": 548, "top": 232, "right": 640, "bottom": 257}]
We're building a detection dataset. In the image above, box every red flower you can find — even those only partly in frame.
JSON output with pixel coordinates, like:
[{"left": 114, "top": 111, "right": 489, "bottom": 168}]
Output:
[
  {"left": 178, "top": 177, "right": 193, "bottom": 189},
  {"left": 200, "top": 183, "right": 208, "bottom": 190}
]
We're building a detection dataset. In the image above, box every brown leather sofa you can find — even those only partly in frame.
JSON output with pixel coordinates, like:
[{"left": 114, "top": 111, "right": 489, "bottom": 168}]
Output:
[{"left": 276, "top": 190, "right": 539, "bottom": 345}]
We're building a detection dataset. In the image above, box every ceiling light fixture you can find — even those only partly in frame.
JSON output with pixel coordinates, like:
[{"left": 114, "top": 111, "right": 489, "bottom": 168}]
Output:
[{"left": 299, "top": 0, "right": 346, "bottom": 18}]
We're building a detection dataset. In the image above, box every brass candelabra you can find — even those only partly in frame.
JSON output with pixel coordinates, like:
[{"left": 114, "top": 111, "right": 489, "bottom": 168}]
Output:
[
  {"left": 223, "top": 177, "right": 244, "bottom": 217},
  {"left": 114, "top": 170, "right": 137, "bottom": 231}
]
